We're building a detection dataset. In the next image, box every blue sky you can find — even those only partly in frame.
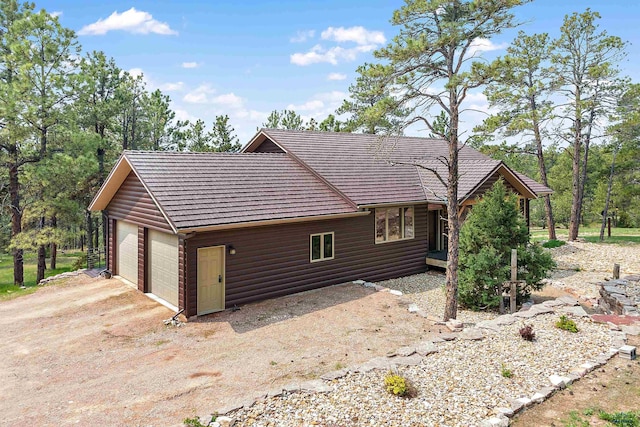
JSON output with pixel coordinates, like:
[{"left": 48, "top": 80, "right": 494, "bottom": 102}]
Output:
[{"left": 38, "top": 0, "right": 640, "bottom": 142}]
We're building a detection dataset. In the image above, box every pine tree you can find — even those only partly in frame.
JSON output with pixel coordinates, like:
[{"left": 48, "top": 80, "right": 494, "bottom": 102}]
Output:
[{"left": 458, "top": 180, "right": 555, "bottom": 310}]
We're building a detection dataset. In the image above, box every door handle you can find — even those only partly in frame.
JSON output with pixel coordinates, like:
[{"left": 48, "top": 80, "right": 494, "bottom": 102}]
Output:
[{"left": 218, "top": 274, "right": 222, "bottom": 283}]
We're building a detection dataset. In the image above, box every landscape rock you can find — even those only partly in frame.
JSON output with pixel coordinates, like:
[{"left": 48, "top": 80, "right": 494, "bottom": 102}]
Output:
[
  {"left": 300, "top": 379, "right": 333, "bottom": 393},
  {"left": 459, "top": 327, "right": 484, "bottom": 341},
  {"left": 395, "top": 346, "right": 416, "bottom": 357},
  {"left": 558, "top": 305, "right": 589, "bottom": 317},
  {"left": 446, "top": 319, "right": 464, "bottom": 332},
  {"left": 531, "top": 387, "right": 555, "bottom": 403},
  {"left": 494, "top": 314, "right": 517, "bottom": 325},
  {"left": 320, "top": 369, "right": 348, "bottom": 381},
  {"left": 389, "top": 289, "right": 403, "bottom": 296},
  {"left": 415, "top": 342, "right": 438, "bottom": 357},
  {"left": 355, "top": 357, "right": 394, "bottom": 373},
  {"left": 393, "top": 354, "right": 423, "bottom": 366},
  {"left": 620, "top": 324, "right": 640, "bottom": 336},
  {"left": 216, "top": 416, "right": 235, "bottom": 427},
  {"left": 407, "top": 303, "right": 420, "bottom": 313},
  {"left": 558, "top": 295, "right": 580, "bottom": 306},
  {"left": 476, "top": 320, "right": 501, "bottom": 333}
]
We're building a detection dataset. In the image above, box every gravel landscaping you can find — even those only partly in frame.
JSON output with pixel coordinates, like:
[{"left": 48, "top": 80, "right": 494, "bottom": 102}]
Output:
[{"left": 225, "top": 242, "right": 640, "bottom": 427}]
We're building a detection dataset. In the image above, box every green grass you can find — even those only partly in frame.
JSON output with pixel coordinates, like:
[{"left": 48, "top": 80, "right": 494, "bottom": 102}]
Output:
[
  {"left": 0, "top": 250, "right": 83, "bottom": 300},
  {"left": 531, "top": 226, "right": 640, "bottom": 244}
]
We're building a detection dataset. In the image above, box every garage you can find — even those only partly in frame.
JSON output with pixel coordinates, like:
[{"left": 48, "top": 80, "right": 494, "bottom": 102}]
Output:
[
  {"left": 148, "top": 229, "right": 179, "bottom": 307},
  {"left": 116, "top": 221, "right": 138, "bottom": 285}
]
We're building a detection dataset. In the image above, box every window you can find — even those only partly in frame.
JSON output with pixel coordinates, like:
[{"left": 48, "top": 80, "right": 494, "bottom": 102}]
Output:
[
  {"left": 310, "top": 232, "right": 334, "bottom": 262},
  {"left": 375, "top": 206, "right": 414, "bottom": 243}
]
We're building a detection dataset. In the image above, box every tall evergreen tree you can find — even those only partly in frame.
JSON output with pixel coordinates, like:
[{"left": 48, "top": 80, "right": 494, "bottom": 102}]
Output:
[
  {"left": 355, "top": 0, "right": 530, "bottom": 320},
  {"left": 551, "top": 10, "right": 627, "bottom": 240},
  {"left": 479, "top": 31, "right": 557, "bottom": 239}
]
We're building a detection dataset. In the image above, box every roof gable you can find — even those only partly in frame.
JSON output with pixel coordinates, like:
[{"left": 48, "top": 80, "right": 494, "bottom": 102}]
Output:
[{"left": 91, "top": 151, "right": 358, "bottom": 231}]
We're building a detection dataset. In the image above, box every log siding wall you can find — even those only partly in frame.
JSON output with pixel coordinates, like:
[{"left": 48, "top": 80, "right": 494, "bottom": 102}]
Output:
[
  {"left": 106, "top": 172, "right": 173, "bottom": 232},
  {"left": 184, "top": 205, "right": 428, "bottom": 316},
  {"left": 252, "top": 139, "right": 285, "bottom": 153}
]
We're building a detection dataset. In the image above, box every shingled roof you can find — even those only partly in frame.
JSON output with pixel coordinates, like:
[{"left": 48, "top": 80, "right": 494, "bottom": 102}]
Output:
[
  {"left": 90, "top": 129, "right": 552, "bottom": 232},
  {"left": 245, "top": 129, "right": 552, "bottom": 205},
  {"left": 90, "top": 151, "right": 359, "bottom": 231}
]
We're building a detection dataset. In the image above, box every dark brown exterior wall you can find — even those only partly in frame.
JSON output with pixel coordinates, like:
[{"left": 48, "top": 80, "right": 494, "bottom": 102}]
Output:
[
  {"left": 253, "top": 139, "right": 284, "bottom": 153},
  {"left": 468, "top": 172, "right": 518, "bottom": 201},
  {"left": 178, "top": 235, "right": 186, "bottom": 310},
  {"left": 184, "top": 205, "right": 428, "bottom": 316},
  {"left": 106, "top": 172, "right": 173, "bottom": 232}
]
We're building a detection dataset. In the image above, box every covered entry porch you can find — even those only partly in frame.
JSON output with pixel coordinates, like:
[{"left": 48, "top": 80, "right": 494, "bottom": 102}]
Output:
[{"left": 426, "top": 203, "right": 448, "bottom": 269}]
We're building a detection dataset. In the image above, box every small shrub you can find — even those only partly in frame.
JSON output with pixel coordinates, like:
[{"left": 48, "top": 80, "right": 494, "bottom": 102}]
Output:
[
  {"left": 556, "top": 315, "right": 579, "bottom": 333},
  {"left": 519, "top": 324, "right": 536, "bottom": 341},
  {"left": 501, "top": 364, "right": 513, "bottom": 378},
  {"left": 384, "top": 372, "right": 417, "bottom": 398},
  {"left": 542, "top": 239, "right": 566, "bottom": 249},
  {"left": 72, "top": 252, "right": 87, "bottom": 271},
  {"left": 183, "top": 414, "right": 217, "bottom": 427},
  {"left": 598, "top": 410, "right": 640, "bottom": 427}
]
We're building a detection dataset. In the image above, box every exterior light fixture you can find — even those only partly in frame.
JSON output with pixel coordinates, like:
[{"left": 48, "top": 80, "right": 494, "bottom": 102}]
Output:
[{"left": 228, "top": 245, "right": 236, "bottom": 255}]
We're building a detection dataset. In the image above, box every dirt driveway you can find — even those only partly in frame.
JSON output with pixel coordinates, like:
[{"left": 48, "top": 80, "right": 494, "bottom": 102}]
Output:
[{"left": 0, "top": 275, "right": 434, "bottom": 426}]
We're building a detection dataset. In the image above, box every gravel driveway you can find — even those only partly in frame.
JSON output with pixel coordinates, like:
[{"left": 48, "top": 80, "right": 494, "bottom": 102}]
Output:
[{"left": 0, "top": 274, "right": 436, "bottom": 426}]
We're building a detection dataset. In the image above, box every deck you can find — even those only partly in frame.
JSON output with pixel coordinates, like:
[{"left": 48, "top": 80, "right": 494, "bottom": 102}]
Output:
[{"left": 425, "top": 250, "right": 447, "bottom": 269}]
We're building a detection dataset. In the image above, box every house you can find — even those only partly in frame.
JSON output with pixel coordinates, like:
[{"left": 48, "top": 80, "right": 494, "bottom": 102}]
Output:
[{"left": 89, "top": 129, "right": 552, "bottom": 317}]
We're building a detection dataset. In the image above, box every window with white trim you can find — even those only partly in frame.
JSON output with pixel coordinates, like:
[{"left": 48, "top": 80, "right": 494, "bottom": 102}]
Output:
[
  {"left": 375, "top": 206, "right": 414, "bottom": 243},
  {"left": 310, "top": 232, "right": 334, "bottom": 262}
]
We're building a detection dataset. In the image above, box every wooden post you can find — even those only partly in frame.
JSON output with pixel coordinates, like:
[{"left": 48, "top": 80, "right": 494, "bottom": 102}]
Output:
[
  {"left": 510, "top": 249, "right": 517, "bottom": 313},
  {"left": 608, "top": 217, "right": 611, "bottom": 238},
  {"left": 613, "top": 263, "right": 620, "bottom": 280}
]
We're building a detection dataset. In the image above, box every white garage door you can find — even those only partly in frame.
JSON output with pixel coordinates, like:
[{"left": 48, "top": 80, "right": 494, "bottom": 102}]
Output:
[
  {"left": 116, "top": 221, "right": 138, "bottom": 285},
  {"left": 149, "top": 229, "right": 179, "bottom": 307}
]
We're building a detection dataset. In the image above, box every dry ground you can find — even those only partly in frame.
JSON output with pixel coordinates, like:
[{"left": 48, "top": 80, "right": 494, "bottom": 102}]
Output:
[
  {"left": 512, "top": 335, "right": 640, "bottom": 427},
  {"left": 0, "top": 275, "right": 437, "bottom": 426}
]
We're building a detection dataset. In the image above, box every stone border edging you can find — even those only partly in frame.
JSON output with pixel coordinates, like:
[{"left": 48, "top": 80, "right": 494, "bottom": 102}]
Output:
[{"left": 211, "top": 281, "right": 630, "bottom": 427}]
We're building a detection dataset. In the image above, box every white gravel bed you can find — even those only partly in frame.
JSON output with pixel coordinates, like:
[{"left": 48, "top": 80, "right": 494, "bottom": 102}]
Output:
[
  {"left": 546, "top": 242, "right": 640, "bottom": 302},
  {"left": 549, "top": 241, "right": 640, "bottom": 274},
  {"left": 378, "top": 272, "right": 498, "bottom": 323},
  {"left": 231, "top": 314, "right": 613, "bottom": 427}
]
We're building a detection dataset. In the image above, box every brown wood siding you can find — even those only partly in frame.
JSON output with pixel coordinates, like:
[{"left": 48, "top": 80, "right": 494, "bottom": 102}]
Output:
[
  {"left": 468, "top": 172, "right": 519, "bottom": 201},
  {"left": 253, "top": 139, "right": 285, "bottom": 153},
  {"left": 184, "top": 205, "right": 428, "bottom": 316},
  {"left": 137, "top": 226, "right": 146, "bottom": 292},
  {"left": 178, "top": 235, "right": 186, "bottom": 311},
  {"left": 107, "top": 172, "right": 173, "bottom": 232}
]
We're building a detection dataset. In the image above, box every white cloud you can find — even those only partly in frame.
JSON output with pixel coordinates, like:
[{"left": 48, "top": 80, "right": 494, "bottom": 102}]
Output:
[
  {"left": 127, "top": 67, "right": 145, "bottom": 79},
  {"left": 468, "top": 38, "right": 508, "bottom": 56},
  {"left": 182, "top": 61, "right": 198, "bottom": 69},
  {"left": 159, "top": 81, "right": 184, "bottom": 92},
  {"left": 291, "top": 26, "right": 385, "bottom": 67},
  {"left": 287, "top": 99, "right": 325, "bottom": 112},
  {"left": 51, "top": 11, "right": 63, "bottom": 18},
  {"left": 78, "top": 7, "right": 177, "bottom": 36},
  {"left": 291, "top": 44, "right": 368, "bottom": 66},
  {"left": 183, "top": 84, "right": 215, "bottom": 104},
  {"left": 321, "top": 26, "right": 385, "bottom": 46},
  {"left": 211, "top": 93, "right": 244, "bottom": 109},
  {"left": 290, "top": 30, "right": 315, "bottom": 43},
  {"left": 327, "top": 72, "right": 347, "bottom": 81},
  {"left": 174, "top": 108, "right": 195, "bottom": 122},
  {"left": 182, "top": 85, "right": 244, "bottom": 109}
]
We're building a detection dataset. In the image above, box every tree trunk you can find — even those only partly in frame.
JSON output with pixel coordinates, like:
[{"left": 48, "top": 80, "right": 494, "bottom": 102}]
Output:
[
  {"left": 530, "top": 100, "right": 556, "bottom": 240},
  {"left": 599, "top": 146, "right": 618, "bottom": 241},
  {"left": 9, "top": 162, "right": 24, "bottom": 286},
  {"left": 86, "top": 211, "right": 94, "bottom": 252},
  {"left": 50, "top": 215, "right": 57, "bottom": 270},
  {"left": 576, "top": 107, "right": 596, "bottom": 235},
  {"left": 568, "top": 88, "right": 582, "bottom": 241},
  {"left": 36, "top": 216, "right": 46, "bottom": 283},
  {"left": 36, "top": 244, "right": 46, "bottom": 283},
  {"left": 444, "top": 99, "right": 460, "bottom": 321}
]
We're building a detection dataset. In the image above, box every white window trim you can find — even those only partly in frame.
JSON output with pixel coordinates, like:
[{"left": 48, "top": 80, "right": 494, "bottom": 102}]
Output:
[
  {"left": 310, "top": 232, "right": 335, "bottom": 262},
  {"left": 375, "top": 206, "right": 415, "bottom": 244}
]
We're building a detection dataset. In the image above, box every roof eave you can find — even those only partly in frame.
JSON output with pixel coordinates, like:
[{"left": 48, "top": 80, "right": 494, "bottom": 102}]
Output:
[
  {"left": 88, "top": 154, "right": 131, "bottom": 211},
  {"left": 176, "top": 210, "right": 370, "bottom": 234}
]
